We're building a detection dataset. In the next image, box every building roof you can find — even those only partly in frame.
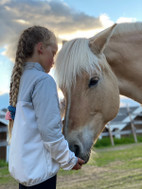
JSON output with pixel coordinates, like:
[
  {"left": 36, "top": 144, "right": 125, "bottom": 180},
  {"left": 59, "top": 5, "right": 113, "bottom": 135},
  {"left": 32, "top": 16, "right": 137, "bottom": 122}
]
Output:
[
  {"left": 0, "top": 109, "right": 8, "bottom": 126},
  {"left": 107, "top": 106, "right": 142, "bottom": 131}
]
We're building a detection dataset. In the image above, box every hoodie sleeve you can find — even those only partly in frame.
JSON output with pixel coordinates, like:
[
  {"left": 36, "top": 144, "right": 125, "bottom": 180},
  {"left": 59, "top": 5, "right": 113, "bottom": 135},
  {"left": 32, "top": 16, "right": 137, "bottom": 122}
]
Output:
[{"left": 32, "top": 75, "right": 77, "bottom": 170}]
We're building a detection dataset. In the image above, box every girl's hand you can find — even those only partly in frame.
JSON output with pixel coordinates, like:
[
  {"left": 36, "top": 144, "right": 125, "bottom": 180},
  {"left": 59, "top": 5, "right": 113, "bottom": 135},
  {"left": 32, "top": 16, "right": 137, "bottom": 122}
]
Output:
[{"left": 72, "top": 158, "right": 85, "bottom": 170}]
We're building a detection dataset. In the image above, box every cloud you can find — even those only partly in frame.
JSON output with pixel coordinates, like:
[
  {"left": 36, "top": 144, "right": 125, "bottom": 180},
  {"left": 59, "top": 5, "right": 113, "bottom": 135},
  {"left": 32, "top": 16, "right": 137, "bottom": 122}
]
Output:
[
  {"left": 99, "top": 14, "right": 114, "bottom": 27},
  {"left": 116, "top": 17, "right": 137, "bottom": 23},
  {"left": 0, "top": 0, "right": 102, "bottom": 61}
]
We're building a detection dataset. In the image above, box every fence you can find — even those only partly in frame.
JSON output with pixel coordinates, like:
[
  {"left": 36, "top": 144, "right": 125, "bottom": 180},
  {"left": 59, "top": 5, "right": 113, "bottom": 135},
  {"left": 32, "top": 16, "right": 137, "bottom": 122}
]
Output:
[
  {"left": 101, "top": 120, "right": 142, "bottom": 146},
  {"left": 0, "top": 124, "right": 8, "bottom": 161}
]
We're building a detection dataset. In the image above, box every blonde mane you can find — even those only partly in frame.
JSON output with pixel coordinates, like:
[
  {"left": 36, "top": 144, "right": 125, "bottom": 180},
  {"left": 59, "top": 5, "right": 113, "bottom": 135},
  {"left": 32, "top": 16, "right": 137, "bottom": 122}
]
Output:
[{"left": 55, "top": 38, "right": 101, "bottom": 91}]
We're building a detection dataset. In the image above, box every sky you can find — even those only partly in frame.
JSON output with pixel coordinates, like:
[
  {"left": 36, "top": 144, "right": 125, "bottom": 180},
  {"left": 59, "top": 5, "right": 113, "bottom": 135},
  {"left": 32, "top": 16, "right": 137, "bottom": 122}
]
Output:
[{"left": 0, "top": 0, "right": 141, "bottom": 107}]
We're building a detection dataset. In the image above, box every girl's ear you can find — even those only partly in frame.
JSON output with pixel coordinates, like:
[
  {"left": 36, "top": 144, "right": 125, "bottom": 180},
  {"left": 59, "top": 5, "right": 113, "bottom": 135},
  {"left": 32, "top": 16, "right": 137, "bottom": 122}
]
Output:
[{"left": 37, "top": 42, "right": 44, "bottom": 54}]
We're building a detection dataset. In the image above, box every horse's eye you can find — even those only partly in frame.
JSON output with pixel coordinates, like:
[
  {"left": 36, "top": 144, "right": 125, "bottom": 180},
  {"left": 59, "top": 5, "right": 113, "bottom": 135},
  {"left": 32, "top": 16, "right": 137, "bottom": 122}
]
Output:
[{"left": 88, "top": 77, "right": 99, "bottom": 88}]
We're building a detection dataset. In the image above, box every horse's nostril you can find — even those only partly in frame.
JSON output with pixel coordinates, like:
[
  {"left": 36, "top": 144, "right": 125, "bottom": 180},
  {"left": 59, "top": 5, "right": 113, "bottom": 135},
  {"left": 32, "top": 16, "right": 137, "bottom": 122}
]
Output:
[
  {"left": 74, "top": 144, "right": 80, "bottom": 157},
  {"left": 69, "top": 143, "right": 80, "bottom": 157}
]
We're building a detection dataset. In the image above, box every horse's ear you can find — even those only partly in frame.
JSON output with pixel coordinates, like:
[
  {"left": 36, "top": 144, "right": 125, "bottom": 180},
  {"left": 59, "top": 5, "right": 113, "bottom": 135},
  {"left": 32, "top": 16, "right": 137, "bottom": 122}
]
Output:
[{"left": 89, "top": 24, "right": 117, "bottom": 54}]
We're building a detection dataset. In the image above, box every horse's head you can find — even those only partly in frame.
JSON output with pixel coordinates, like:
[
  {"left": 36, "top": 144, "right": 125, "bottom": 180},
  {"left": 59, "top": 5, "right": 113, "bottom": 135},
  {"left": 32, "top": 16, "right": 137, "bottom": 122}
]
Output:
[{"left": 55, "top": 24, "right": 120, "bottom": 163}]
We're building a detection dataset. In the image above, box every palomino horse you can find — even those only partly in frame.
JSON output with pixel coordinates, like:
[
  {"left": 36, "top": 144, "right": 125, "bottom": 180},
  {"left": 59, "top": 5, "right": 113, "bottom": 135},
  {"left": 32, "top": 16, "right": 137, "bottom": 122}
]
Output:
[{"left": 55, "top": 22, "right": 142, "bottom": 163}]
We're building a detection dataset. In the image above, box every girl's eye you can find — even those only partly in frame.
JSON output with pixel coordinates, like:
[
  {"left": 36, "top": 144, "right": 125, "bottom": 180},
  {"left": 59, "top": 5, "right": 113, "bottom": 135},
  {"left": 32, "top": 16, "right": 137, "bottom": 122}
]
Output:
[{"left": 88, "top": 77, "right": 99, "bottom": 88}]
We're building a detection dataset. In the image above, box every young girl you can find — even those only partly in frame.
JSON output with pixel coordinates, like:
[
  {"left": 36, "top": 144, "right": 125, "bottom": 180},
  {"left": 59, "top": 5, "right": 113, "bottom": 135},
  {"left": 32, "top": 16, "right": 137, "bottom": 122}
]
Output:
[{"left": 5, "top": 26, "right": 84, "bottom": 189}]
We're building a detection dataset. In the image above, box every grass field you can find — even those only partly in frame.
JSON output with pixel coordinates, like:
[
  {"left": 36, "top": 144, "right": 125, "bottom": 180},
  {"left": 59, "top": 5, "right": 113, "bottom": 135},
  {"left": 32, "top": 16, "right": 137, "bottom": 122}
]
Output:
[
  {"left": 0, "top": 143, "right": 142, "bottom": 189},
  {"left": 94, "top": 135, "right": 142, "bottom": 148}
]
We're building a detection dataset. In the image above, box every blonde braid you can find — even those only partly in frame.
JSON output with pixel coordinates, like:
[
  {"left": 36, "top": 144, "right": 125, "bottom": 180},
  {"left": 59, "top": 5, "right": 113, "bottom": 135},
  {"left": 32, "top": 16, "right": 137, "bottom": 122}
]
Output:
[{"left": 8, "top": 34, "right": 26, "bottom": 138}]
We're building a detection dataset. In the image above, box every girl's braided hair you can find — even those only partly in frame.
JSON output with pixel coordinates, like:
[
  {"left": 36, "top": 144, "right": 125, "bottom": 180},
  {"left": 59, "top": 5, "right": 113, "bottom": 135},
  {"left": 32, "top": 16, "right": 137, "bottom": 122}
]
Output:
[{"left": 8, "top": 26, "right": 55, "bottom": 138}]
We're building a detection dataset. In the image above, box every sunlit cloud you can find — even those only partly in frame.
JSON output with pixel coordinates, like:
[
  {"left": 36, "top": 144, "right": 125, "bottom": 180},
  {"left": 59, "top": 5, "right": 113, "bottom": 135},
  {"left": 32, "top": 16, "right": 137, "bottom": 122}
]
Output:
[
  {"left": 0, "top": 89, "right": 9, "bottom": 95},
  {"left": 0, "top": 47, "right": 7, "bottom": 56},
  {"left": 99, "top": 14, "right": 114, "bottom": 27},
  {"left": 117, "top": 17, "right": 137, "bottom": 23},
  {"left": 0, "top": 0, "right": 102, "bottom": 61},
  {"left": 0, "top": 91, "right": 5, "bottom": 95},
  {"left": 59, "top": 28, "right": 102, "bottom": 41},
  {"left": 14, "top": 19, "right": 30, "bottom": 25}
]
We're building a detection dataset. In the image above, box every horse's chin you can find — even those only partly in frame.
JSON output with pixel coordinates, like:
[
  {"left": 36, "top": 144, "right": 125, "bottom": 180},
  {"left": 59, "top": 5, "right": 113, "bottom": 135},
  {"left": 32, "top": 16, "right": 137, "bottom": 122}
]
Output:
[
  {"left": 80, "top": 153, "right": 90, "bottom": 164},
  {"left": 78, "top": 147, "right": 92, "bottom": 164}
]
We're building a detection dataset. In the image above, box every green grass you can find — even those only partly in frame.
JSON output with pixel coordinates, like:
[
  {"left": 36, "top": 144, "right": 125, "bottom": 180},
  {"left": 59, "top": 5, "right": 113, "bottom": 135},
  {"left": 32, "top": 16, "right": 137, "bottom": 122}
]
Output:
[
  {"left": 0, "top": 160, "right": 17, "bottom": 186},
  {"left": 94, "top": 135, "right": 142, "bottom": 148},
  {"left": 58, "top": 168, "right": 82, "bottom": 176},
  {"left": 0, "top": 167, "right": 15, "bottom": 185},
  {"left": 94, "top": 143, "right": 142, "bottom": 168},
  {"left": 0, "top": 160, "right": 8, "bottom": 168}
]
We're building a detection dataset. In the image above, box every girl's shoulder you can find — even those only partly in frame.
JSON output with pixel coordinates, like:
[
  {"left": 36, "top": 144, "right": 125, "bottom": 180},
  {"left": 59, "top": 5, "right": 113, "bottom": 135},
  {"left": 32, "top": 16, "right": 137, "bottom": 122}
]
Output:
[
  {"left": 35, "top": 72, "right": 56, "bottom": 86},
  {"left": 23, "top": 66, "right": 56, "bottom": 86}
]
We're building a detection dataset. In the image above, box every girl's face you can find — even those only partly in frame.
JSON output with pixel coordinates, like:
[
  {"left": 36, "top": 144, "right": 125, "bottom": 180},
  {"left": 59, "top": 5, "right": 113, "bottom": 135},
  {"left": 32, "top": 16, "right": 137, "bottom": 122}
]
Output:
[{"left": 40, "top": 40, "right": 58, "bottom": 73}]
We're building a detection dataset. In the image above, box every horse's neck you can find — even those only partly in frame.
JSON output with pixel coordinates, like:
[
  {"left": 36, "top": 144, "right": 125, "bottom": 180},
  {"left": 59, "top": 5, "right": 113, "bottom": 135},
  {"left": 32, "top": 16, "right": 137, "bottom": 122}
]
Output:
[{"left": 104, "top": 33, "right": 142, "bottom": 104}]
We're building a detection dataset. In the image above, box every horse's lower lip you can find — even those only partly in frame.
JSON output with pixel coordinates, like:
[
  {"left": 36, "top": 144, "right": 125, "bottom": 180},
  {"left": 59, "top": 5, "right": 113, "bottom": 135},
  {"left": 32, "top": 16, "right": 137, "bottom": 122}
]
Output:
[
  {"left": 84, "top": 159, "right": 89, "bottom": 164},
  {"left": 79, "top": 153, "right": 90, "bottom": 164}
]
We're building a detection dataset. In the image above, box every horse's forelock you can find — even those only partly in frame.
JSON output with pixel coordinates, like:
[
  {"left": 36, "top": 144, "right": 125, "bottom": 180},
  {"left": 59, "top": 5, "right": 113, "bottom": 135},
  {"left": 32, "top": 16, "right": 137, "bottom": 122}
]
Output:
[{"left": 55, "top": 38, "right": 101, "bottom": 92}]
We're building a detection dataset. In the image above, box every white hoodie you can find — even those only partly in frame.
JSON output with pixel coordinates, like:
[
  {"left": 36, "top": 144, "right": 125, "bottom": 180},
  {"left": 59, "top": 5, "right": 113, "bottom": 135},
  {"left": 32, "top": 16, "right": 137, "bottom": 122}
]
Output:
[{"left": 9, "top": 62, "right": 77, "bottom": 186}]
